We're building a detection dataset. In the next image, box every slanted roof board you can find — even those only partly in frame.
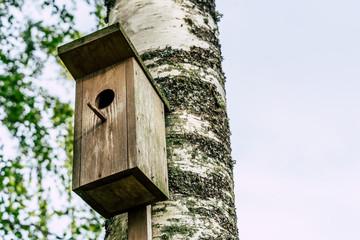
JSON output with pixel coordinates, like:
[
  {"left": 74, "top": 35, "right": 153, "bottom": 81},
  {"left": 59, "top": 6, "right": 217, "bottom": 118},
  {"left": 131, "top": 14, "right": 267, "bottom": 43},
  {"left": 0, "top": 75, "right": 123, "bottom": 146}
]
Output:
[{"left": 58, "top": 23, "right": 170, "bottom": 111}]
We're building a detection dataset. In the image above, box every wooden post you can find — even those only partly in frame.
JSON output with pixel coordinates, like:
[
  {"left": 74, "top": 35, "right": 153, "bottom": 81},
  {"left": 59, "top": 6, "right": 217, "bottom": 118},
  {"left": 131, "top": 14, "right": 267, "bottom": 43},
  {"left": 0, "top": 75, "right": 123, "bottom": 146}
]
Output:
[{"left": 128, "top": 205, "right": 152, "bottom": 240}]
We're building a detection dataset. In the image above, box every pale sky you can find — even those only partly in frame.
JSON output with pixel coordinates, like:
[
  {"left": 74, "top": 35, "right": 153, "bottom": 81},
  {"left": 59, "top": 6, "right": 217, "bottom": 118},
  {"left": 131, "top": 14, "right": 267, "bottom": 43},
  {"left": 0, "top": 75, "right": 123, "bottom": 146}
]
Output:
[{"left": 217, "top": 0, "right": 360, "bottom": 239}]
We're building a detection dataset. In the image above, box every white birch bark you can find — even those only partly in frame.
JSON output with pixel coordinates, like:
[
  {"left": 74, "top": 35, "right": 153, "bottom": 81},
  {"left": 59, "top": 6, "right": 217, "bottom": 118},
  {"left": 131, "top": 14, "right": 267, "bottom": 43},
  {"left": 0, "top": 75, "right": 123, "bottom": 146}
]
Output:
[{"left": 104, "top": 0, "right": 238, "bottom": 239}]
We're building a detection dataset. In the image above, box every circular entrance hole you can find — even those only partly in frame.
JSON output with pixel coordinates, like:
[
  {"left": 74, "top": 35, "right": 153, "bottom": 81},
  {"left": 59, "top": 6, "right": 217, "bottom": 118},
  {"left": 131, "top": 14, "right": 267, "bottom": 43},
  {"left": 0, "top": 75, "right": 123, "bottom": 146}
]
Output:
[{"left": 95, "top": 89, "right": 115, "bottom": 109}]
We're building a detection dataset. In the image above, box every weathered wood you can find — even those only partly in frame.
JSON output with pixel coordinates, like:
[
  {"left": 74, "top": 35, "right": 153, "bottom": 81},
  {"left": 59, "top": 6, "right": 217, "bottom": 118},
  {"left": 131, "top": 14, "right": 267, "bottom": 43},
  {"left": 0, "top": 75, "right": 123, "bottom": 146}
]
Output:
[
  {"left": 87, "top": 102, "right": 107, "bottom": 122},
  {"left": 128, "top": 205, "right": 152, "bottom": 240},
  {"left": 80, "top": 62, "right": 128, "bottom": 186},
  {"left": 125, "top": 58, "right": 137, "bottom": 170},
  {"left": 58, "top": 22, "right": 170, "bottom": 111},
  {"left": 87, "top": 176, "right": 154, "bottom": 213},
  {"left": 58, "top": 24, "right": 169, "bottom": 219},
  {"left": 133, "top": 59, "right": 168, "bottom": 195},
  {"left": 73, "top": 78, "right": 83, "bottom": 189},
  {"left": 73, "top": 167, "right": 166, "bottom": 217},
  {"left": 70, "top": 59, "right": 168, "bottom": 218}
]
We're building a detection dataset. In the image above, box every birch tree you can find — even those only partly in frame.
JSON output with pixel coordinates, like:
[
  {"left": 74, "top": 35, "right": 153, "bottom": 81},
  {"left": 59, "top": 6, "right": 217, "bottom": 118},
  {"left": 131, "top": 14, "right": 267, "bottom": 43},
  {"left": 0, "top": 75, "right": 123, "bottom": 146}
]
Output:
[{"left": 104, "top": 1, "right": 238, "bottom": 239}]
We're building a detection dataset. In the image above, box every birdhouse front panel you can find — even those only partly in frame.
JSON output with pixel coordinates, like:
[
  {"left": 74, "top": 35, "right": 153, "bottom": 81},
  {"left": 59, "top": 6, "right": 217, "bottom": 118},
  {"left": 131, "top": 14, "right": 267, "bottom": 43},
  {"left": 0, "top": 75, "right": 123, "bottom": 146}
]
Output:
[{"left": 77, "top": 62, "right": 128, "bottom": 186}]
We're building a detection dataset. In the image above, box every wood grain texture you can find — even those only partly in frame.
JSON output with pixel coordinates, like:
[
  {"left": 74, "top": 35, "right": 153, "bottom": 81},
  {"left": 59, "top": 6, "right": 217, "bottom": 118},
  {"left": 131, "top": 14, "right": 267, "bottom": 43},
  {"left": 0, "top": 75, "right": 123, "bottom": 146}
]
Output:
[
  {"left": 73, "top": 79, "right": 83, "bottom": 189},
  {"left": 133, "top": 59, "right": 169, "bottom": 197},
  {"left": 125, "top": 58, "right": 137, "bottom": 170},
  {"left": 73, "top": 167, "right": 167, "bottom": 218},
  {"left": 87, "top": 102, "right": 107, "bottom": 122},
  {"left": 58, "top": 22, "right": 170, "bottom": 111},
  {"left": 71, "top": 57, "right": 168, "bottom": 217},
  {"left": 80, "top": 62, "right": 127, "bottom": 186},
  {"left": 58, "top": 31, "right": 131, "bottom": 80},
  {"left": 128, "top": 205, "right": 152, "bottom": 240},
  {"left": 87, "top": 175, "right": 156, "bottom": 213}
]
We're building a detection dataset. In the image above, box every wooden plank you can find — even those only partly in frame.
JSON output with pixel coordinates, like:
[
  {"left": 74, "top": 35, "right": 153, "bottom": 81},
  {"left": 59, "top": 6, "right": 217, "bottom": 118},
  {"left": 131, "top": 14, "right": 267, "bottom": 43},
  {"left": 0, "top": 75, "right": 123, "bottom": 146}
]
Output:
[
  {"left": 58, "top": 22, "right": 170, "bottom": 111},
  {"left": 126, "top": 58, "right": 137, "bottom": 169},
  {"left": 80, "top": 62, "right": 128, "bottom": 186},
  {"left": 87, "top": 176, "right": 156, "bottom": 214},
  {"left": 128, "top": 205, "right": 152, "bottom": 240},
  {"left": 74, "top": 167, "right": 167, "bottom": 218},
  {"left": 73, "top": 79, "right": 83, "bottom": 189},
  {"left": 133, "top": 60, "right": 169, "bottom": 197},
  {"left": 58, "top": 23, "right": 121, "bottom": 56},
  {"left": 58, "top": 31, "right": 132, "bottom": 80},
  {"left": 73, "top": 187, "right": 113, "bottom": 219}
]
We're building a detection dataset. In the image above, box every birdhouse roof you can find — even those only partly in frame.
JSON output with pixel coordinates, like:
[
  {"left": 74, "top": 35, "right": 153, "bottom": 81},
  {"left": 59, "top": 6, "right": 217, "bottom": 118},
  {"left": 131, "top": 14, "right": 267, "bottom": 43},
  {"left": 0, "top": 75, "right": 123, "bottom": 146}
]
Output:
[{"left": 58, "top": 22, "right": 169, "bottom": 111}]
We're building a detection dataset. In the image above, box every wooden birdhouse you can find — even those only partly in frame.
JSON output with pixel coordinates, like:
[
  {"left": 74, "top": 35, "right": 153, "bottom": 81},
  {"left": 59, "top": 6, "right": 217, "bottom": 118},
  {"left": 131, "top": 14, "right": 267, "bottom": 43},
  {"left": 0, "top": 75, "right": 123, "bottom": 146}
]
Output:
[{"left": 58, "top": 23, "right": 169, "bottom": 218}]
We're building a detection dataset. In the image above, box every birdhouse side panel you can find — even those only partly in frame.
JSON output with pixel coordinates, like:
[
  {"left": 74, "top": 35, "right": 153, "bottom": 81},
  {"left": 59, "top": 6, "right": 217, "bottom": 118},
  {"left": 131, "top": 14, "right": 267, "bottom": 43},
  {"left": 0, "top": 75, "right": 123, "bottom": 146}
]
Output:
[
  {"left": 132, "top": 59, "right": 169, "bottom": 197},
  {"left": 79, "top": 62, "right": 128, "bottom": 186}
]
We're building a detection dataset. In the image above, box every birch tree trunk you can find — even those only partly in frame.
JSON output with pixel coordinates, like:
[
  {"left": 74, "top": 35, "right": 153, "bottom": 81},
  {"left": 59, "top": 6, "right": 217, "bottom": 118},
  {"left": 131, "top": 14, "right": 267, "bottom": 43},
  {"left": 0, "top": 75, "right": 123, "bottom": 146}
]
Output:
[{"left": 104, "top": 1, "right": 238, "bottom": 239}]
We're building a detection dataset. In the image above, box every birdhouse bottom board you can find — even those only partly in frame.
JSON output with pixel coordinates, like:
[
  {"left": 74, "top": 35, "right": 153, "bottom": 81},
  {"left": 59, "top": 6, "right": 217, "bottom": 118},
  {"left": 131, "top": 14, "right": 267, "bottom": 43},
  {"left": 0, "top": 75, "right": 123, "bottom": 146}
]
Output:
[
  {"left": 74, "top": 167, "right": 166, "bottom": 219},
  {"left": 72, "top": 58, "right": 168, "bottom": 218}
]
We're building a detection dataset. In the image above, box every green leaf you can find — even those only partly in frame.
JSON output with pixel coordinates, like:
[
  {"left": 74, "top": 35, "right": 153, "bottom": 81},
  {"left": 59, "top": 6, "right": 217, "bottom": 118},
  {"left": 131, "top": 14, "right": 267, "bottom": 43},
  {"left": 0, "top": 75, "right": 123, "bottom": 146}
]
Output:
[{"left": 0, "top": 1, "right": 105, "bottom": 239}]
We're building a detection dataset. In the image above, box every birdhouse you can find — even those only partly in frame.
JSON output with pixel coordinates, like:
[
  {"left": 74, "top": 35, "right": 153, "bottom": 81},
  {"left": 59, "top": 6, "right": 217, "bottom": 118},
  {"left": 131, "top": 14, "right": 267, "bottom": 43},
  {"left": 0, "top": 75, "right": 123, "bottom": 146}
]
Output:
[{"left": 58, "top": 23, "right": 169, "bottom": 218}]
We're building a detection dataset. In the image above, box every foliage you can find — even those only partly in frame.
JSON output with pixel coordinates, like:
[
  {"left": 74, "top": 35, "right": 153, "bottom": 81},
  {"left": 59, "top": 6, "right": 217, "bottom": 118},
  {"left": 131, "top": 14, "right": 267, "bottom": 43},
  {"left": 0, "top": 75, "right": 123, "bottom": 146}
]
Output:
[{"left": 0, "top": 0, "right": 106, "bottom": 239}]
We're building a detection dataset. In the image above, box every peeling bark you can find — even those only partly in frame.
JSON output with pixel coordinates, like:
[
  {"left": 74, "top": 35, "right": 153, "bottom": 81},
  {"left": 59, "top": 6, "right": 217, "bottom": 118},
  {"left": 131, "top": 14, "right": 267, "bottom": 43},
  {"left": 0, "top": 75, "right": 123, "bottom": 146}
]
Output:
[{"left": 104, "top": 0, "right": 238, "bottom": 239}]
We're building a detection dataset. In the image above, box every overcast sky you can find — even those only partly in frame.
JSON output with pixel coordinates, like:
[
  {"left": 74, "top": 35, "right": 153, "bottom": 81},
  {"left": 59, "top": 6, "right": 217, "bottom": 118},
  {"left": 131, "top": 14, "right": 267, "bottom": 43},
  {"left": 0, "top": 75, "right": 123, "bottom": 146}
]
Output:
[{"left": 217, "top": 0, "right": 360, "bottom": 239}]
